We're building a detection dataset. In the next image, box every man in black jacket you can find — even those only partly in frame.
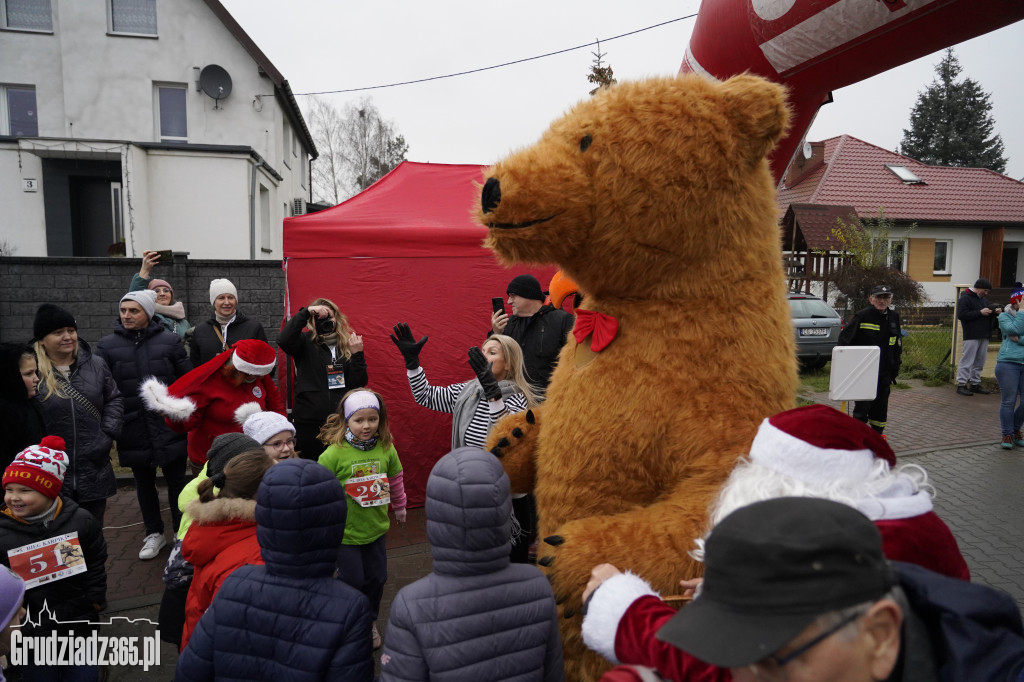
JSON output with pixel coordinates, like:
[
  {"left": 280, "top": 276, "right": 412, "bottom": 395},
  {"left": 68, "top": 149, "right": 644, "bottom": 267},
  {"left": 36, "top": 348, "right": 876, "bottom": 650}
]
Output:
[
  {"left": 955, "top": 277, "right": 1000, "bottom": 396},
  {"left": 837, "top": 284, "right": 902, "bottom": 435},
  {"left": 490, "top": 274, "right": 574, "bottom": 391},
  {"left": 96, "top": 290, "right": 192, "bottom": 560}
]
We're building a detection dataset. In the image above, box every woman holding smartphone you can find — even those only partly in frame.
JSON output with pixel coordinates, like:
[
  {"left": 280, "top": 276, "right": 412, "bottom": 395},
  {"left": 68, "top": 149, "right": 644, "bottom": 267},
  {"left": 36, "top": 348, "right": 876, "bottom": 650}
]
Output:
[{"left": 128, "top": 249, "right": 192, "bottom": 339}]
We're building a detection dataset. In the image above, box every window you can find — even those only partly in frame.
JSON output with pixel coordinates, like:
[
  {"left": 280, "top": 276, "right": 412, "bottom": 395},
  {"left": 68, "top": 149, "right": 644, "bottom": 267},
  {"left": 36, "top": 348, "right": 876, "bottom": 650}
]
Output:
[
  {"left": 888, "top": 240, "right": 907, "bottom": 273},
  {"left": 109, "top": 0, "right": 156, "bottom": 35},
  {"left": 933, "top": 240, "right": 951, "bottom": 275},
  {"left": 1, "top": 85, "right": 38, "bottom": 137},
  {"left": 281, "top": 119, "right": 291, "bottom": 168},
  {"left": 156, "top": 85, "right": 186, "bottom": 142},
  {"left": 2, "top": 0, "right": 52, "bottom": 31},
  {"left": 885, "top": 164, "right": 925, "bottom": 185}
]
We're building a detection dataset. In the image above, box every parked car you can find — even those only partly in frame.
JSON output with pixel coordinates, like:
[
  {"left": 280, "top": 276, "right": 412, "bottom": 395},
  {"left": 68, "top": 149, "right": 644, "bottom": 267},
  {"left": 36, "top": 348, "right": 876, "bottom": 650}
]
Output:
[{"left": 788, "top": 292, "right": 842, "bottom": 370}]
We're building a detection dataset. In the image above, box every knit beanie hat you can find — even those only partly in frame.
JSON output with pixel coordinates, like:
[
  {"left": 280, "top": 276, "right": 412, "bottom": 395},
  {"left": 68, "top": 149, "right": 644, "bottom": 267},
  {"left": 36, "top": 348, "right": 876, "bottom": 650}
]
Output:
[
  {"left": 32, "top": 304, "right": 76, "bottom": 341},
  {"left": 206, "top": 432, "right": 262, "bottom": 478},
  {"left": 748, "top": 404, "right": 896, "bottom": 485},
  {"left": 0, "top": 566, "right": 25, "bottom": 629},
  {"left": 3, "top": 436, "right": 69, "bottom": 499},
  {"left": 148, "top": 278, "right": 173, "bottom": 296},
  {"left": 974, "top": 278, "right": 993, "bottom": 290},
  {"left": 232, "top": 339, "right": 277, "bottom": 376},
  {"left": 506, "top": 274, "right": 545, "bottom": 302},
  {"left": 243, "top": 411, "right": 295, "bottom": 445},
  {"left": 1011, "top": 288, "right": 1024, "bottom": 305},
  {"left": 209, "top": 278, "right": 238, "bottom": 305},
  {"left": 121, "top": 290, "right": 157, "bottom": 320}
]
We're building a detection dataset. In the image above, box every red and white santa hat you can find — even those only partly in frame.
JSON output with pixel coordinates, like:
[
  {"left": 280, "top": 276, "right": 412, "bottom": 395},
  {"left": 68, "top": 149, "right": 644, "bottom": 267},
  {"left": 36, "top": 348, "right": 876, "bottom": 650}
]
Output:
[
  {"left": 3, "top": 436, "right": 69, "bottom": 499},
  {"left": 231, "top": 339, "right": 277, "bottom": 376},
  {"left": 749, "top": 404, "right": 896, "bottom": 485}
]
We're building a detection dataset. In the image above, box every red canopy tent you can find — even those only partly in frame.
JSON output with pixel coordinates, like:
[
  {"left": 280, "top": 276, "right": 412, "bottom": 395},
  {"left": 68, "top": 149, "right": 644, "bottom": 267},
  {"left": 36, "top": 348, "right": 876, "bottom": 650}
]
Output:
[{"left": 282, "top": 161, "right": 556, "bottom": 505}]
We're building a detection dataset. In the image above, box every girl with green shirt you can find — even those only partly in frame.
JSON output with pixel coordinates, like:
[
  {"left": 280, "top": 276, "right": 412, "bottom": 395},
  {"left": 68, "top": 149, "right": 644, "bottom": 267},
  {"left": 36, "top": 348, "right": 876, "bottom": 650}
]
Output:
[{"left": 318, "top": 387, "right": 406, "bottom": 649}]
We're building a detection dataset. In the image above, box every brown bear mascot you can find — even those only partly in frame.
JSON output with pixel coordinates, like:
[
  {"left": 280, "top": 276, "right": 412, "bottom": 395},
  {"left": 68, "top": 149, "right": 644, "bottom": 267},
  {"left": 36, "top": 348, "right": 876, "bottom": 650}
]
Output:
[{"left": 477, "top": 73, "right": 798, "bottom": 680}]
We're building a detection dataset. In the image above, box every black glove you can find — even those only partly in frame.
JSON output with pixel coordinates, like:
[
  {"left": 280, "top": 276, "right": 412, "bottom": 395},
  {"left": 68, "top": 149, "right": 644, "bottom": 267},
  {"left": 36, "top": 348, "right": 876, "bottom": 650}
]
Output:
[
  {"left": 468, "top": 346, "right": 502, "bottom": 401},
  {"left": 390, "top": 323, "right": 427, "bottom": 370}
]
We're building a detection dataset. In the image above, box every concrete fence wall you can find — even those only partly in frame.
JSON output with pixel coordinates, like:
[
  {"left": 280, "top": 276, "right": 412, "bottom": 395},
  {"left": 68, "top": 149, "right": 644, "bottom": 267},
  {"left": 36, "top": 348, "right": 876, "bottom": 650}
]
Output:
[{"left": 0, "top": 256, "right": 284, "bottom": 347}]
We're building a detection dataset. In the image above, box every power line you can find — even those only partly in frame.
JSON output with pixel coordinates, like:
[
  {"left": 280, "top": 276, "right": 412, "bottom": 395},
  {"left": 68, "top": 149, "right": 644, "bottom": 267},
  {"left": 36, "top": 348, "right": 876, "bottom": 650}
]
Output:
[{"left": 294, "top": 14, "right": 697, "bottom": 96}]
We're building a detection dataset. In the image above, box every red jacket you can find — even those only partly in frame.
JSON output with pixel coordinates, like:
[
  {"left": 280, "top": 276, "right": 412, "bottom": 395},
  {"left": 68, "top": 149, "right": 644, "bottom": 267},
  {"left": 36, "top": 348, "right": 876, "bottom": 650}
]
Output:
[{"left": 180, "top": 498, "right": 263, "bottom": 651}]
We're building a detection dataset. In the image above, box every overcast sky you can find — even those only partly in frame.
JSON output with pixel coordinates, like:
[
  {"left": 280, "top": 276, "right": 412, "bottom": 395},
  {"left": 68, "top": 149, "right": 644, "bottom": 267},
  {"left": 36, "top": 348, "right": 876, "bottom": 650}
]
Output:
[{"left": 219, "top": 1, "right": 1024, "bottom": 181}]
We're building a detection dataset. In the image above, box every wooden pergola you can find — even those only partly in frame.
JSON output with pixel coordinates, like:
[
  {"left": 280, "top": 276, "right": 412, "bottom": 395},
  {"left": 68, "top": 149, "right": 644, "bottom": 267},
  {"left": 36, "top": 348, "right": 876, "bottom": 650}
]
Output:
[{"left": 780, "top": 203, "right": 857, "bottom": 294}]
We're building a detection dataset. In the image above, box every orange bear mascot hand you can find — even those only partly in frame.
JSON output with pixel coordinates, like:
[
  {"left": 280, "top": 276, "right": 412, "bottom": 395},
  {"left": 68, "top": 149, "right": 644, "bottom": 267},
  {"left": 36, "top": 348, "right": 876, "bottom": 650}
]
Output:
[{"left": 478, "top": 73, "right": 799, "bottom": 681}]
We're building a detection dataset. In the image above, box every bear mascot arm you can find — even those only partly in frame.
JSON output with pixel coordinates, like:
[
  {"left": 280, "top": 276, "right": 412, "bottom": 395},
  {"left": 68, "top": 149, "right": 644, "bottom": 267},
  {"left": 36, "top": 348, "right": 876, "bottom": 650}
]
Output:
[{"left": 477, "top": 73, "right": 798, "bottom": 681}]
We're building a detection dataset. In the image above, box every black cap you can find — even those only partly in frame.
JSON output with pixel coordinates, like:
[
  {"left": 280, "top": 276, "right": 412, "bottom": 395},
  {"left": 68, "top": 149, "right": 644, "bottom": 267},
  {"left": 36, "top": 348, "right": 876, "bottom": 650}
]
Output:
[
  {"left": 870, "top": 285, "right": 893, "bottom": 296},
  {"left": 206, "top": 432, "right": 262, "bottom": 477},
  {"left": 974, "top": 278, "right": 993, "bottom": 290},
  {"left": 506, "top": 274, "right": 545, "bottom": 301},
  {"left": 656, "top": 498, "right": 895, "bottom": 667},
  {"left": 32, "top": 304, "right": 77, "bottom": 342}
]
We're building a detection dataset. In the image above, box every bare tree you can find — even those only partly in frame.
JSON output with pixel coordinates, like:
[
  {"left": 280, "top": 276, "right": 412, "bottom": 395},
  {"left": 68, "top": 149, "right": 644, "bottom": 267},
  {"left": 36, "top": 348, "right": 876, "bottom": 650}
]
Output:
[
  {"left": 305, "top": 96, "right": 347, "bottom": 205},
  {"left": 341, "top": 97, "right": 408, "bottom": 194},
  {"left": 587, "top": 40, "right": 617, "bottom": 96}
]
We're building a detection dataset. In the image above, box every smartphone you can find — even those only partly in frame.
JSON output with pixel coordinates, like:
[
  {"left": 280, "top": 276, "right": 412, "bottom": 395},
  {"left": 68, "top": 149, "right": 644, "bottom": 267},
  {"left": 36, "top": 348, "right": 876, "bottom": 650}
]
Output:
[
  {"left": 155, "top": 249, "right": 174, "bottom": 265},
  {"left": 491, "top": 297, "right": 505, "bottom": 315}
]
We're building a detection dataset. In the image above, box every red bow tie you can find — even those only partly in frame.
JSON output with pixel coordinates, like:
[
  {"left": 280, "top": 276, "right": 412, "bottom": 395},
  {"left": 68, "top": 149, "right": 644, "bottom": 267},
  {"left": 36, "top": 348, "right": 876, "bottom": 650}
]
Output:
[{"left": 573, "top": 309, "right": 619, "bottom": 352}]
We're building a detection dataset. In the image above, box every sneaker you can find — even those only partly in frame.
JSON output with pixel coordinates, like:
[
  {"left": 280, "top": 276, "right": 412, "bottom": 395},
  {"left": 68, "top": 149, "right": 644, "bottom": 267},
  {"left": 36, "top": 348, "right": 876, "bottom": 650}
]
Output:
[
  {"left": 970, "top": 384, "right": 992, "bottom": 395},
  {"left": 956, "top": 385, "right": 974, "bottom": 396},
  {"left": 139, "top": 533, "right": 167, "bottom": 560},
  {"left": 1002, "top": 435, "right": 1014, "bottom": 450},
  {"left": 371, "top": 622, "right": 382, "bottom": 650},
  {"left": 1014, "top": 432, "right": 1024, "bottom": 446}
]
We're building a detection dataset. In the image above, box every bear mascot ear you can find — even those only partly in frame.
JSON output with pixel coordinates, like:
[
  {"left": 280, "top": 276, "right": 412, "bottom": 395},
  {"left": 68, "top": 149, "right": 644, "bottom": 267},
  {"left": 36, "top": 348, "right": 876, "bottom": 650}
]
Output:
[{"left": 718, "top": 73, "right": 791, "bottom": 167}]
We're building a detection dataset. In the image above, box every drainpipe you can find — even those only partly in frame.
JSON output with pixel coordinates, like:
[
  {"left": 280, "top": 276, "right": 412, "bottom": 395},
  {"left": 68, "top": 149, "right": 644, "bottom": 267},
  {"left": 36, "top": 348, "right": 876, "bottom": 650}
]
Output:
[{"left": 249, "top": 156, "right": 266, "bottom": 260}]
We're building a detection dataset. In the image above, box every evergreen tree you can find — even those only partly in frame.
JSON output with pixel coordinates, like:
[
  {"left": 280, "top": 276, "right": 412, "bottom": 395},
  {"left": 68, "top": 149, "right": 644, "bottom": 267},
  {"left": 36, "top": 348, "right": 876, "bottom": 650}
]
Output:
[
  {"left": 587, "top": 40, "right": 617, "bottom": 96},
  {"left": 899, "top": 48, "right": 1007, "bottom": 174}
]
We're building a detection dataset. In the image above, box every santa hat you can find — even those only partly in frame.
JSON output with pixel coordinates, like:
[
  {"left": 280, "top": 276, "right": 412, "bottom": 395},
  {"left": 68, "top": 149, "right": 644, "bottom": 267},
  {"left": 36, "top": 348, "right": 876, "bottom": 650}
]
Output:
[
  {"left": 231, "top": 339, "right": 276, "bottom": 376},
  {"left": 141, "top": 340, "right": 275, "bottom": 423},
  {"left": 3, "top": 436, "right": 69, "bottom": 499},
  {"left": 749, "top": 404, "right": 896, "bottom": 485}
]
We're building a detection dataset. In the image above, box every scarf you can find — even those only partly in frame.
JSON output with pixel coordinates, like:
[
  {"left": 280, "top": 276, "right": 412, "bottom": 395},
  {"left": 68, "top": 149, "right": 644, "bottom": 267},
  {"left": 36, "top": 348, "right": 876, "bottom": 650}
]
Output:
[
  {"left": 155, "top": 301, "right": 186, "bottom": 321},
  {"left": 318, "top": 331, "right": 340, "bottom": 347},
  {"left": 215, "top": 312, "right": 236, "bottom": 326},
  {"left": 345, "top": 430, "right": 379, "bottom": 451},
  {"left": 451, "top": 379, "right": 520, "bottom": 449}
]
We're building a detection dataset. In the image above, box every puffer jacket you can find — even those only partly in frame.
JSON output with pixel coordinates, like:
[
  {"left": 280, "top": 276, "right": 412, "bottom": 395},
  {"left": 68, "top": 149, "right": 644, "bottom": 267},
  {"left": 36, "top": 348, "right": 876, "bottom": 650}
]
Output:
[
  {"left": 35, "top": 340, "right": 122, "bottom": 502},
  {"left": 0, "top": 343, "right": 46, "bottom": 469},
  {"left": 380, "top": 447, "right": 563, "bottom": 682},
  {"left": 0, "top": 496, "right": 107, "bottom": 635},
  {"left": 498, "top": 305, "right": 574, "bottom": 390},
  {"left": 188, "top": 311, "right": 268, "bottom": 367},
  {"left": 179, "top": 497, "right": 262, "bottom": 651},
  {"left": 175, "top": 459, "right": 373, "bottom": 682},
  {"left": 96, "top": 319, "right": 192, "bottom": 468}
]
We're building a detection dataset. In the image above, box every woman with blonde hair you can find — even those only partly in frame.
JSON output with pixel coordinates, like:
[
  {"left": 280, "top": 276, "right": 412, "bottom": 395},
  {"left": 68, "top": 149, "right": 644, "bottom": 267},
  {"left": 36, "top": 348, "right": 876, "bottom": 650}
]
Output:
[
  {"left": 391, "top": 325, "right": 538, "bottom": 563},
  {"left": 279, "top": 297, "right": 367, "bottom": 460},
  {"left": 31, "top": 304, "right": 122, "bottom": 526}
]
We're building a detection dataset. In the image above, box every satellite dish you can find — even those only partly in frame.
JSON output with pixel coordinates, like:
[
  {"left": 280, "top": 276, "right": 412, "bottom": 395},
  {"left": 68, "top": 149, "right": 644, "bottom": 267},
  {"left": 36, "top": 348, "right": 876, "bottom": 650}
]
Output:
[
  {"left": 199, "top": 65, "right": 232, "bottom": 108},
  {"left": 803, "top": 141, "right": 813, "bottom": 159}
]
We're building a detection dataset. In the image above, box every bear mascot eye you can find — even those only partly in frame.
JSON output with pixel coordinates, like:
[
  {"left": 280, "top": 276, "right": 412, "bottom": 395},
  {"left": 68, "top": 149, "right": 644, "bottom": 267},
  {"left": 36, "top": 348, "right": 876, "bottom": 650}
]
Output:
[{"left": 579, "top": 134, "right": 593, "bottom": 152}]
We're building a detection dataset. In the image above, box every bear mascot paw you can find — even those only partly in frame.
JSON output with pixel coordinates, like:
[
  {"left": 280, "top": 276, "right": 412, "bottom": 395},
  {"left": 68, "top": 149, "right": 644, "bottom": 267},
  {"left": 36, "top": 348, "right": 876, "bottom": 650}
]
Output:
[{"left": 478, "top": 73, "right": 799, "bottom": 680}]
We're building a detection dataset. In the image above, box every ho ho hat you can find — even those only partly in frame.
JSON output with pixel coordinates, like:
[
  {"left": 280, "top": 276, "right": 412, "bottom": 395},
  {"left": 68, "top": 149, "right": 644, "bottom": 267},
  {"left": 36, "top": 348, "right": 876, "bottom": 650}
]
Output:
[
  {"left": 974, "top": 278, "right": 993, "bottom": 290},
  {"left": 656, "top": 497, "right": 895, "bottom": 668},
  {"left": 506, "top": 274, "right": 545, "bottom": 302},
  {"left": 870, "top": 284, "right": 893, "bottom": 297},
  {"left": 3, "top": 436, "right": 69, "bottom": 499}
]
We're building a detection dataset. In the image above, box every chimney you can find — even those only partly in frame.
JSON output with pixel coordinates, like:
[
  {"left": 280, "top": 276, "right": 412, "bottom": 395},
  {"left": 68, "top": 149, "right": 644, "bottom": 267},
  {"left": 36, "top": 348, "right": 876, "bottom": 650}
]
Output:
[{"left": 784, "top": 141, "right": 825, "bottom": 188}]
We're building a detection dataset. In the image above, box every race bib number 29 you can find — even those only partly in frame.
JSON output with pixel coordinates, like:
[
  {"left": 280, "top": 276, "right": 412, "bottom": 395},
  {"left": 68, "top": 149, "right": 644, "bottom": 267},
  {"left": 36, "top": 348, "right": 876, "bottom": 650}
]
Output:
[
  {"left": 345, "top": 473, "right": 391, "bottom": 508},
  {"left": 8, "top": 532, "right": 87, "bottom": 589}
]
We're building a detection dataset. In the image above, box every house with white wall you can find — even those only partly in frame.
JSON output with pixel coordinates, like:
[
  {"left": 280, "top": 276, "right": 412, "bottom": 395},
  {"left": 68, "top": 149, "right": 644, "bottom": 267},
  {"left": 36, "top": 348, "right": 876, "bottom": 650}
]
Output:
[
  {"left": 778, "top": 135, "right": 1024, "bottom": 302},
  {"left": 0, "top": 0, "right": 316, "bottom": 259}
]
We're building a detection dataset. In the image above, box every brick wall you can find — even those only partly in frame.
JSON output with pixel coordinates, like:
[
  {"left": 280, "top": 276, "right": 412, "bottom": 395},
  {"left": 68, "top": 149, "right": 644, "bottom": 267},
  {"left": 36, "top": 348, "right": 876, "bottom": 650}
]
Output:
[{"left": 0, "top": 256, "right": 284, "bottom": 347}]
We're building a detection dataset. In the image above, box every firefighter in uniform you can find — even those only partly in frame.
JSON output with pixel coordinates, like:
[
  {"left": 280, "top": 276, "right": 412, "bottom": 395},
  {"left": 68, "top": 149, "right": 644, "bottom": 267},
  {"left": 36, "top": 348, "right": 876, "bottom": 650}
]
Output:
[{"left": 838, "top": 284, "right": 902, "bottom": 434}]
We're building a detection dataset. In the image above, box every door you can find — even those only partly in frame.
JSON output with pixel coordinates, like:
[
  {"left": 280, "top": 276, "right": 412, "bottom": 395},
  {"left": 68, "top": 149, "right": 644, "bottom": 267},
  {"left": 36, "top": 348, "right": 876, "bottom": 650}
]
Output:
[
  {"left": 68, "top": 177, "right": 115, "bottom": 257},
  {"left": 1001, "top": 247, "right": 1018, "bottom": 287}
]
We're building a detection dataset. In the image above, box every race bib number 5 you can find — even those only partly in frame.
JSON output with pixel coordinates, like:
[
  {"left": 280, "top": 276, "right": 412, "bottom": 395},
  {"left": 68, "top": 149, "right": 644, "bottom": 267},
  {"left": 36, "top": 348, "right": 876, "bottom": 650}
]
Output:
[
  {"left": 8, "top": 532, "right": 87, "bottom": 589},
  {"left": 345, "top": 473, "right": 391, "bottom": 508}
]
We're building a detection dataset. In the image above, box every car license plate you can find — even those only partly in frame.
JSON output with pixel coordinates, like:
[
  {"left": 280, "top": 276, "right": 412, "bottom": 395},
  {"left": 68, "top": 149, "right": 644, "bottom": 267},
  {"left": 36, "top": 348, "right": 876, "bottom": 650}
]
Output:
[{"left": 800, "top": 328, "right": 829, "bottom": 336}]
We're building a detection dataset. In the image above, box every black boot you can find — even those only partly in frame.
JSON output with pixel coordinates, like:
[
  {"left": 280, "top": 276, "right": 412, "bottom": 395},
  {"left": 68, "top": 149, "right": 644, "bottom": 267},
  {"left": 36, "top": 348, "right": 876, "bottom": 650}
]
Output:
[
  {"left": 956, "top": 384, "right": 974, "bottom": 396},
  {"left": 970, "top": 384, "right": 992, "bottom": 395}
]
